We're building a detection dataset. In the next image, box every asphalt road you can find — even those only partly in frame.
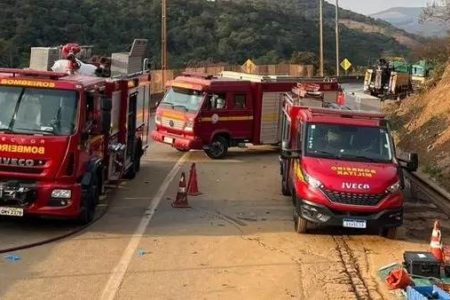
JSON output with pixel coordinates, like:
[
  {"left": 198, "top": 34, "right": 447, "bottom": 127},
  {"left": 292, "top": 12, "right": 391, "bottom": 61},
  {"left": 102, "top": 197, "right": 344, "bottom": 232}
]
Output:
[{"left": 1, "top": 140, "right": 449, "bottom": 299}]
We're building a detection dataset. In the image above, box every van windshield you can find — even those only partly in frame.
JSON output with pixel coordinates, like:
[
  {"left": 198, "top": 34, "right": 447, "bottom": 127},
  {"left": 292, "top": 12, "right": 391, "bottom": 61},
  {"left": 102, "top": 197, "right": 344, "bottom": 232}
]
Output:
[
  {"left": 0, "top": 86, "right": 77, "bottom": 136},
  {"left": 305, "top": 123, "right": 393, "bottom": 163},
  {"left": 160, "top": 87, "right": 204, "bottom": 112}
]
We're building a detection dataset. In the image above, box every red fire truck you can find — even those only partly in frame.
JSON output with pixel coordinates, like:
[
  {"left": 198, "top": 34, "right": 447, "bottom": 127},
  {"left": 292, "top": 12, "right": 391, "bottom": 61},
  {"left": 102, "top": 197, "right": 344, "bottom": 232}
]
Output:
[
  {"left": 279, "top": 93, "right": 418, "bottom": 237},
  {"left": 152, "top": 71, "right": 340, "bottom": 158},
  {"left": 0, "top": 40, "right": 151, "bottom": 223}
]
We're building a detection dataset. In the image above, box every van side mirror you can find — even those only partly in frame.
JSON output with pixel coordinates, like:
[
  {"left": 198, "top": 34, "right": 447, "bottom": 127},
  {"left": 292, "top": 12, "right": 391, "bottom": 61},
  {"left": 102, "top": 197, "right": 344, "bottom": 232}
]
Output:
[
  {"left": 281, "top": 141, "right": 301, "bottom": 159},
  {"left": 281, "top": 151, "right": 301, "bottom": 159},
  {"left": 406, "top": 153, "right": 419, "bottom": 172}
]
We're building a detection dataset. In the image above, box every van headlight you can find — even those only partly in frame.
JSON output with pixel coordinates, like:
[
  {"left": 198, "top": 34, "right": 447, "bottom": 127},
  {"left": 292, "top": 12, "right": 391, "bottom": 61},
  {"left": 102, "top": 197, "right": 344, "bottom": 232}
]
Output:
[
  {"left": 386, "top": 181, "right": 401, "bottom": 194},
  {"left": 304, "top": 173, "right": 323, "bottom": 189},
  {"left": 51, "top": 189, "right": 72, "bottom": 199},
  {"left": 184, "top": 120, "right": 194, "bottom": 132},
  {"left": 155, "top": 115, "right": 162, "bottom": 125}
]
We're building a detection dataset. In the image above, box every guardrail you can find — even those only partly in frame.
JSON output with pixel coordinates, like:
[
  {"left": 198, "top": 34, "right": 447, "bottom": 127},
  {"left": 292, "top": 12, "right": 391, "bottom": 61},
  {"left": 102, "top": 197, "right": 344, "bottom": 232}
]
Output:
[{"left": 405, "top": 171, "right": 450, "bottom": 213}]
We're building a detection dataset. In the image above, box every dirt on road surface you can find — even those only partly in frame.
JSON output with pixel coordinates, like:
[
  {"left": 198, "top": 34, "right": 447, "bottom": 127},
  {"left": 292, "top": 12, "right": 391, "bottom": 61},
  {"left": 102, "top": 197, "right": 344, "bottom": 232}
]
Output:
[{"left": 0, "top": 144, "right": 448, "bottom": 300}]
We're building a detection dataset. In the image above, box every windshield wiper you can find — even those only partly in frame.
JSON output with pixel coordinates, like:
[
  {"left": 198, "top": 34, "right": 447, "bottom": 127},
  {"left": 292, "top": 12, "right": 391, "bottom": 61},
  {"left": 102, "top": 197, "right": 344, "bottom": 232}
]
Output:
[
  {"left": 0, "top": 126, "right": 13, "bottom": 133},
  {"left": 340, "top": 154, "right": 378, "bottom": 162},
  {"left": 311, "top": 150, "right": 339, "bottom": 158},
  {"left": 173, "top": 104, "right": 188, "bottom": 112},
  {"left": 160, "top": 102, "right": 174, "bottom": 109},
  {"left": 13, "top": 127, "right": 54, "bottom": 136}
]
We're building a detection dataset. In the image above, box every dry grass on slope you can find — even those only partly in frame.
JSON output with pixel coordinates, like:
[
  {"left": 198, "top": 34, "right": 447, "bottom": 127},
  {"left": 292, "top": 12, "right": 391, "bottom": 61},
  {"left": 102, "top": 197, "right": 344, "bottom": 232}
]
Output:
[{"left": 384, "top": 65, "right": 450, "bottom": 191}]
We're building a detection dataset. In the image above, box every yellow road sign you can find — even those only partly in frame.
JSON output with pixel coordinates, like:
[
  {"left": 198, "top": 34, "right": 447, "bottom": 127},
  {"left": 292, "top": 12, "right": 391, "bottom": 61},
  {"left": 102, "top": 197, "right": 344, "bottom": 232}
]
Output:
[
  {"left": 242, "top": 59, "right": 257, "bottom": 74},
  {"left": 340, "top": 58, "right": 352, "bottom": 71}
]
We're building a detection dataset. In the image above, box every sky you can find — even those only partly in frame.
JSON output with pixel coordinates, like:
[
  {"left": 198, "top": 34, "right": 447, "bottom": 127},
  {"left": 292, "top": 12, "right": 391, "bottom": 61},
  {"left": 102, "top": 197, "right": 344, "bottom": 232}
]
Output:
[{"left": 326, "top": 0, "right": 428, "bottom": 15}]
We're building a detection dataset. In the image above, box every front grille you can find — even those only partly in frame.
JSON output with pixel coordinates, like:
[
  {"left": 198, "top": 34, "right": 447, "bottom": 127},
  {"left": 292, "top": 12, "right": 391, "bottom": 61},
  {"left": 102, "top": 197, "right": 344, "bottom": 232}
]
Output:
[
  {"left": 161, "top": 117, "right": 184, "bottom": 130},
  {"left": 0, "top": 165, "right": 44, "bottom": 174},
  {"left": 322, "top": 188, "right": 386, "bottom": 206}
]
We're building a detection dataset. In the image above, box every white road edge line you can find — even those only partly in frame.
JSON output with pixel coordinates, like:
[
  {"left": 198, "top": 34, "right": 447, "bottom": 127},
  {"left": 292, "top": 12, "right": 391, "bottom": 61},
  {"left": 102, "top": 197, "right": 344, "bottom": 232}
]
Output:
[{"left": 100, "top": 153, "right": 188, "bottom": 300}]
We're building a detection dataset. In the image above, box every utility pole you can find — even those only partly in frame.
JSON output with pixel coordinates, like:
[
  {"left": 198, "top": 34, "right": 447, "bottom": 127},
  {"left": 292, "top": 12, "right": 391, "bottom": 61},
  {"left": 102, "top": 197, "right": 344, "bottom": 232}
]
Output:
[
  {"left": 161, "top": 0, "right": 168, "bottom": 85},
  {"left": 335, "top": 0, "right": 340, "bottom": 77},
  {"left": 319, "top": 0, "right": 324, "bottom": 77}
]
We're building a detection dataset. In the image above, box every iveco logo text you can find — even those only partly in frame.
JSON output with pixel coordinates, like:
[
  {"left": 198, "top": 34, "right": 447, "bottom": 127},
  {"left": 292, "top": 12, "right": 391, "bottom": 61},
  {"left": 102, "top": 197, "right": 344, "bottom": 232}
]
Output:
[
  {"left": 342, "top": 182, "right": 371, "bottom": 190},
  {"left": 0, "top": 157, "right": 35, "bottom": 167}
]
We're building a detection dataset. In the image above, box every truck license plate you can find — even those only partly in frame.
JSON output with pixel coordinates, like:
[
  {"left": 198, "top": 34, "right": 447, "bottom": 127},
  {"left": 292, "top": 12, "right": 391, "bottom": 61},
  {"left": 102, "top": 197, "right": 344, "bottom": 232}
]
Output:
[
  {"left": 0, "top": 207, "right": 24, "bottom": 217},
  {"left": 343, "top": 219, "right": 366, "bottom": 229},
  {"left": 163, "top": 137, "right": 173, "bottom": 144}
]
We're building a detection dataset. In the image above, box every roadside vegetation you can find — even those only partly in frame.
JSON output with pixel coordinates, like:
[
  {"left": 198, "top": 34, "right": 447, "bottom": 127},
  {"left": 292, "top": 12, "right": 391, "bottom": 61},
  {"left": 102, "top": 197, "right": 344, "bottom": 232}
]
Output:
[
  {"left": 0, "top": 0, "right": 416, "bottom": 70},
  {"left": 384, "top": 5, "right": 450, "bottom": 190}
]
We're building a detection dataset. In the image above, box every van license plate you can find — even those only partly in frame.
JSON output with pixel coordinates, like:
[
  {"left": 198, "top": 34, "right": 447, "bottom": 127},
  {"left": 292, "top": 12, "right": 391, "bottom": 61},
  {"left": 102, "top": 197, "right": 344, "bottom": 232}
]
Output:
[
  {"left": 163, "top": 137, "right": 173, "bottom": 144},
  {"left": 0, "top": 207, "right": 24, "bottom": 217},
  {"left": 343, "top": 219, "right": 366, "bottom": 229}
]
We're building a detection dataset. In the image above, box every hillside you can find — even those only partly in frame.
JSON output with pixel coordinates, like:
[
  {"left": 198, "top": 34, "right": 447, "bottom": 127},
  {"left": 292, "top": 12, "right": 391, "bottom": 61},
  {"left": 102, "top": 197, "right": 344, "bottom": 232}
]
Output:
[
  {"left": 371, "top": 7, "right": 450, "bottom": 37},
  {"left": 0, "top": 0, "right": 420, "bottom": 70},
  {"left": 385, "top": 65, "right": 450, "bottom": 191}
]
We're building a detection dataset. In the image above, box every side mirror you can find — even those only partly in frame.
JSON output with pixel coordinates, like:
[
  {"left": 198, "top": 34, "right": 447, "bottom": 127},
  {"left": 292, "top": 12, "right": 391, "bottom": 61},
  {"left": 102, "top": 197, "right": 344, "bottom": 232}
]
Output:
[
  {"left": 281, "top": 151, "right": 300, "bottom": 159},
  {"left": 406, "top": 152, "right": 419, "bottom": 172},
  {"left": 281, "top": 140, "right": 301, "bottom": 159}
]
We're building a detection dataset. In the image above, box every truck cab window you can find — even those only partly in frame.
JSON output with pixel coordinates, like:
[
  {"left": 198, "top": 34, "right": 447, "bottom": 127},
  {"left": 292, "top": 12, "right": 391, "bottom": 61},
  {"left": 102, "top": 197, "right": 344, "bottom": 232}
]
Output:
[
  {"left": 85, "top": 93, "right": 96, "bottom": 132},
  {"left": 234, "top": 94, "right": 246, "bottom": 109},
  {"left": 209, "top": 93, "right": 226, "bottom": 110}
]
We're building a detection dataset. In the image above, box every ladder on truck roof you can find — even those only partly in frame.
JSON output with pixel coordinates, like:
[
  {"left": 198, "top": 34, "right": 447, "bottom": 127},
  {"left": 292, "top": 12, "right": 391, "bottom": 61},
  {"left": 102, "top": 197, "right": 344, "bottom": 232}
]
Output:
[{"left": 219, "top": 71, "right": 318, "bottom": 83}]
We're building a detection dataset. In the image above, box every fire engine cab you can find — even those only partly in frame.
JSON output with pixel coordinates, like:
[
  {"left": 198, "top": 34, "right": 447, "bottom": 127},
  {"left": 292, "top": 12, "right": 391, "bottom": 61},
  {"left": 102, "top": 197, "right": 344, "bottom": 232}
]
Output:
[
  {"left": 279, "top": 92, "right": 418, "bottom": 237},
  {"left": 0, "top": 39, "right": 151, "bottom": 223},
  {"left": 152, "top": 71, "right": 340, "bottom": 158}
]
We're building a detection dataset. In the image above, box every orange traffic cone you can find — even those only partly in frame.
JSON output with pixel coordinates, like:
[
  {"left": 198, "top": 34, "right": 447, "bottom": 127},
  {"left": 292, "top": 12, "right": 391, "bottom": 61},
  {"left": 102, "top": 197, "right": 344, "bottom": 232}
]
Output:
[
  {"left": 386, "top": 268, "right": 412, "bottom": 290},
  {"left": 430, "top": 220, "right": 444, "bottom": 262},
  {"left": 188, "top": 163, "right": 201, "bottom": 196},
  {"left": 172, "top": 172, "right": 190, "bottom": 208}
]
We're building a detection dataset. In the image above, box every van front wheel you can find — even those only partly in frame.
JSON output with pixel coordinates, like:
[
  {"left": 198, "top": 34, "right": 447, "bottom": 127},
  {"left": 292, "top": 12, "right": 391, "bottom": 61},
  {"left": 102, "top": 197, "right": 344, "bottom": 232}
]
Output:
[{"left": 204, "top": 136, "right": 228, "bottom": 159}]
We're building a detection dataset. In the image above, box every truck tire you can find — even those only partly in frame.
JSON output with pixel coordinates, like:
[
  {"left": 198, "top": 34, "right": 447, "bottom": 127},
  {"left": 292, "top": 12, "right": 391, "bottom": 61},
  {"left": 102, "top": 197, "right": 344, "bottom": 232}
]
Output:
[
  {"left": 205, "top": 136, "right": 228, "bottom": 159},
  {"left": 294, "top": 211, "right": 308, "bottom": 234},
  {"left": 294, "top": 200, "right": 308, "bottom": 233},
  {"left": 281, "top": 178, "right": 291, "bottom": 196},
  {"left": 135, "top": 141, "right": 142, "bottom": 173},
  {"left": 124, "top": 146, "right": 141, "bottom": 179},
  {"left": 281, "top": 161, "right": 291, "bottom": 196},
  {"left": 78, "top": 183, "right": 98, "bottom": 225},
  {"left": 380, "top": 227, "right": 397, "bottom": 239},
  {"left": 124, "top": 162, "right": 137, "bottom": 179},
  {"left": 291, "top": 189, "right": 297, "bottom": 206}
]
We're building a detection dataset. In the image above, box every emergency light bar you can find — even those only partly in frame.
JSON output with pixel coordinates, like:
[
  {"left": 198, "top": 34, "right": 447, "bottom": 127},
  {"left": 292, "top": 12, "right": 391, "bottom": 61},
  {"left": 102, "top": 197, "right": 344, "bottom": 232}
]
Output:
[
  {"left": 181, "top": 72, "right": 214, "bottom": 80},
  {"left": 0, "top": 68, "right": 66, "bottom": 79},
  {"left": 307, "top": 107, "right": 386, "bottom": 120}
]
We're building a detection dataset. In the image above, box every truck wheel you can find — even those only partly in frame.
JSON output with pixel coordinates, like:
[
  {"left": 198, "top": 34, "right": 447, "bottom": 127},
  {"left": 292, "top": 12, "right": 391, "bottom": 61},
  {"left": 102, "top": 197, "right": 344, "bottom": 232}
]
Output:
[
  {"left": 294, "top": 212, "right": 308, "bottom": 234},
  {"left": 135, "top": 142, "right": 142, "bottom": 173},
  {"left": 78, "top": 185, "right": 97, "bottom": 225},
  {"left": 281, "top": 178, "right": 291, "bottom": 196},
  {"left": 205, "top": 136, "right": 228, "bottom": 159},
  {"left": 124, "top": 162, "right": 137, "bottom": 179},
  {"left": 291, "top": 189, "right": 297, "bottom": 206},
  {"left": 135, "top": 151, "right": 142, "bottom": 173},
  {"left": 380, "top": 227, "right": 397, "bottom": 239}
]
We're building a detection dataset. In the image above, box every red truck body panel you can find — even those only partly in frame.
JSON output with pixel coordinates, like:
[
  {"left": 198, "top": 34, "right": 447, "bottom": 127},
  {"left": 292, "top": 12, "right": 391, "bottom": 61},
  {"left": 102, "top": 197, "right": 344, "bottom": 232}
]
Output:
[
  {"left": 0, "top": 70, "right": 151, "bottom": 219},
  {"left": 152, "top": 73, "right": 339, "bottom": 156},
  {"left": 280, "top": 102, "right": 404, "bottom": 231}
]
